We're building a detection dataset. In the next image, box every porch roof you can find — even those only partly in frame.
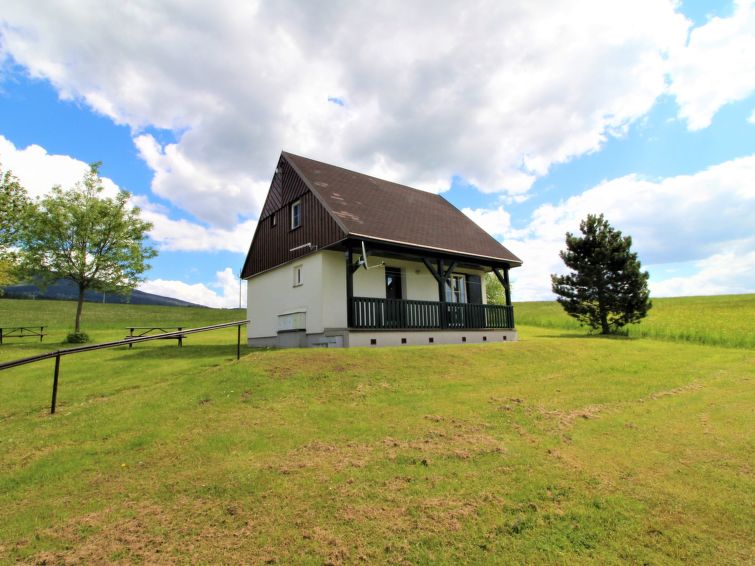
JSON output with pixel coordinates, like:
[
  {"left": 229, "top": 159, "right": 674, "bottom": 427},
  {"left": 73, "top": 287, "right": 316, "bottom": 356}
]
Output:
[{"left": 283, "top": 152, "right": 522, "bottom": 266}]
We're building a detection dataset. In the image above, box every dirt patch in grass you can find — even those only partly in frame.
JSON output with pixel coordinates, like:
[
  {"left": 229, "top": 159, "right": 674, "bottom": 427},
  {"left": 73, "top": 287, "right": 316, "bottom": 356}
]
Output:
[
  {"left": 645, "top": 382, "right": 702, "bottom": 401},
  {"left": 265, "top": 418, "right": 507, "bottom": 477},
  {"left": 538, "top": 404, "right": 605, "bottom": 428},
  {"left": 28, "top": 498, "right": 262, "bottom": 565}
]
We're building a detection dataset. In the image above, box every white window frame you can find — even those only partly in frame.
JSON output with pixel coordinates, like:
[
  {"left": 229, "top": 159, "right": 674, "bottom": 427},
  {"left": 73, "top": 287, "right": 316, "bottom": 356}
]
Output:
[
  {"left": 446, "top": 273, "right": 467, "bottom": 303},
  {"left": 293, "top": 265, "right": 303, "bottom": 287},
  {"left": 291, "top": 200, "right": 302, "bottom": 229}
]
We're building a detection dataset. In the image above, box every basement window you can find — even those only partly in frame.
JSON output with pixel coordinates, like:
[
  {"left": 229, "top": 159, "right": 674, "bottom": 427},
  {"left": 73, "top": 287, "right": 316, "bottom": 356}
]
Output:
[{"left": 291, "top": 200, "right": 302, "bottom": 229}]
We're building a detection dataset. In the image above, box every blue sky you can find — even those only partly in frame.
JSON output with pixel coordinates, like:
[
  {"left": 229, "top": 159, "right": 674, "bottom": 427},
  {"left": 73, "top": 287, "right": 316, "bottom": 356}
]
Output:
[{"left": 1, "top": 0, "right": 753, "bottom": 305}]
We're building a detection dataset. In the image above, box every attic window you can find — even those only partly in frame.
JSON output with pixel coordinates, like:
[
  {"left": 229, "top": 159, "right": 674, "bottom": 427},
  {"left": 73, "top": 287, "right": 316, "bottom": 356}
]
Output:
[
  {"left": 271, "top": 213, "right": 277, "bottom": 227},
  {"left": 291, "top": 200, "right": 302, "bottom": 229}
]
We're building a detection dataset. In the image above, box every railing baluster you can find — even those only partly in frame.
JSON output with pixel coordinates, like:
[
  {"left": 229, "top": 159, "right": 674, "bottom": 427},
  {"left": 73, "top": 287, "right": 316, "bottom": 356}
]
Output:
[{"left": 349, "top": 297, "right": 515, "bottom": 331}]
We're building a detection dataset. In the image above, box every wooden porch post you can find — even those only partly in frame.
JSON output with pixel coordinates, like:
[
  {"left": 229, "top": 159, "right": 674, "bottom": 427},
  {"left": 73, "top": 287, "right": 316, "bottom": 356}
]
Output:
[
  {"left": 346, "top": 246, "right": 354, "bottom": 328},
  {"left": 437, "top": 259, "right": 447, "bottom": 328},
  {"left": 503, "top": 266, "right": 512, "bottom": 307}
]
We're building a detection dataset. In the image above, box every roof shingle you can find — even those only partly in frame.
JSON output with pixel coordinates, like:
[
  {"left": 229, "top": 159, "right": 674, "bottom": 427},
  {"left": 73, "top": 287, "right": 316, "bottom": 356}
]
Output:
[{"left": 283, "top": 152, "right": 522, "bottom": 265}]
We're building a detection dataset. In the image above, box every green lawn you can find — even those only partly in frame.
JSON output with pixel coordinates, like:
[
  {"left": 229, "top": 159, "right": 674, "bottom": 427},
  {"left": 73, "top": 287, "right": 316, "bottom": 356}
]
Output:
[
  {"left": 0, "top": 298, "right": 245, "bottom": 345},
  {"left": 515, "top": 293, "right": 755, "bottom": 349},
  {"left": 0, "top": 297, "right": 753, "bottom": 564}
]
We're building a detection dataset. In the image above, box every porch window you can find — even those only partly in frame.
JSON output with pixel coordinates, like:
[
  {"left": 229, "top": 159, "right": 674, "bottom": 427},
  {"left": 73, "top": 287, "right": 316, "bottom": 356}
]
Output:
[
  {"left": 291, "top": 200, "right": 302, "bottom": 229},
  {"left": 445, "top": 274, "right": 467, "bottom": 303}
]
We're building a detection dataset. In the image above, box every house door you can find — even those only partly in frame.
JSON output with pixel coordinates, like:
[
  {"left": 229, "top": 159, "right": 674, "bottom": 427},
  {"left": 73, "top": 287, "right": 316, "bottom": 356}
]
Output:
[
  {"left": 385, "top": 267, "right": 402, "bottom": 300},
  {"left": 384, "top": 267, "right": 403, "bottom": 327}
]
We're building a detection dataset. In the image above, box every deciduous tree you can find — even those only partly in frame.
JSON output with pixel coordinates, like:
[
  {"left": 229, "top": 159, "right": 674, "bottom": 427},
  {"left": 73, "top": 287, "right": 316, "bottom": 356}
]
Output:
[
  {"left": 0, "top": 165, "right": 31, "bottom": 292},
  {"left": 551, "top": 214, "right": 651, "bottom": 334},
  {"left": 19, "top": 163, "right": 156, "bottom": 337}
]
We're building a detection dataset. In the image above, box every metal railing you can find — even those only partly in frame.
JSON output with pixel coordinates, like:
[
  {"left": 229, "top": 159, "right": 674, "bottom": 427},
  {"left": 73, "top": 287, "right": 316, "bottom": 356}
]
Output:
[
  {"left": 0, "top": 320, "right": 249, "bottom": 414},
  {"left": 351, "top": 297, "right": 514, "bottom": 330}
]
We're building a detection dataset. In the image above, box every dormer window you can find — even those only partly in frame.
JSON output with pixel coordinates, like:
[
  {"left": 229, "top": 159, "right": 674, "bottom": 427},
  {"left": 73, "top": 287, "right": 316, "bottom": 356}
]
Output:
[{"left": 291, "top": 200, "right": 302, "bottom": 229}]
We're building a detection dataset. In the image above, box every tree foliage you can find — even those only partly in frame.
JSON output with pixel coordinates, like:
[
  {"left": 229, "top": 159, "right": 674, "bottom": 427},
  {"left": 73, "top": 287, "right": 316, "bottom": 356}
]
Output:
[
  {"left": 551, "top": 214, "right": 651, "bottom": 334},
  {"left": 485, "top": 272, "right": 505, "bottom": 305},
  {"left": 0, "top": 164, "right": 31, "bottom": 293},
  {"left": 0, "top": 164, "right": 31, "bottom": 251},
  {"left": 18, "top": 163, "right": 157, "bottom": 334}
]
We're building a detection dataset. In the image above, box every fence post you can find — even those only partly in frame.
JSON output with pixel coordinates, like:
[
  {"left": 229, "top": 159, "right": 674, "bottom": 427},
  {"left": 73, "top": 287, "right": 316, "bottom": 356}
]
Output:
[
  {"left": 51, "top": 353, "right": 61, "bottom": 414},
  {"left": 236, "top": 324, "right": 241, "bottom": 360}
]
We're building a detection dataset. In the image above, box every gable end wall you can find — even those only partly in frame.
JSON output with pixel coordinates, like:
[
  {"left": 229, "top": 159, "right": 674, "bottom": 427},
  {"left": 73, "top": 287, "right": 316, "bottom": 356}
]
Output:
[{"left": 242, "top": 159, "right": 346, "bottom": 278}]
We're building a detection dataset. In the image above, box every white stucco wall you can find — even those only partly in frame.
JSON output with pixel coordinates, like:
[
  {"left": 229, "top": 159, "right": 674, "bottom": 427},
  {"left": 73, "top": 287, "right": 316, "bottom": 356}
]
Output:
[
  {"left": 246, "top": 250, "right": 490, "bottom": 339},
  {"left": 247, "top": 252, "right": 324, "bottom": 338},
  {"left": 353, "top": 254, "right": 487, "bottom": 303},
  {"left": 321, "top": 250, "right": 348, "bottom": 329}
]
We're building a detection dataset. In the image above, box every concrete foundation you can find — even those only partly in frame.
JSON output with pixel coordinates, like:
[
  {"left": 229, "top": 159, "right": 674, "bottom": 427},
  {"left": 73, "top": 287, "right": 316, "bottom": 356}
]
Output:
[{"left": 248, "top": 328, "right": 517, "bottom": 348}]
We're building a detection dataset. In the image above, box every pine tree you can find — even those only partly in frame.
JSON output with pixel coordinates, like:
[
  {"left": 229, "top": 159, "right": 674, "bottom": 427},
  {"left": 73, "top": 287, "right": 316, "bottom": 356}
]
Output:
[{"left": 551, "top": 214, "right": 651, "bottom": 334}]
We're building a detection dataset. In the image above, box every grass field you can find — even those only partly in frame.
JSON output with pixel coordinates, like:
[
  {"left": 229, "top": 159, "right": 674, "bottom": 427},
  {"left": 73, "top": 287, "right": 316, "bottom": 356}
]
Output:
[
  {"left": 0, "top": 297, "right": 753, "bottom": 564},
  {"left": 0, "top": 298, "right": 245, "bottom": 344},
  {"left": 515, "top": 293, "right": 755, "bottom": 349}
]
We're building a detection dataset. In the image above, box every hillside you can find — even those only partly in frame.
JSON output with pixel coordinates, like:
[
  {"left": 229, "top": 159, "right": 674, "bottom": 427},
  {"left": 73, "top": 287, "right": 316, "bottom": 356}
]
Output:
[
  {"left": 0, "top": 297, "right": 752, "bottom": 564},
  {"left": 515, "top": 293, "right": 755, "bottom": 349},
  {"left": 0, "top": 298, "right": 243, "bottom": 341},
  {"left": 2, "top": 278, "right": 203, "bottom": 308}
]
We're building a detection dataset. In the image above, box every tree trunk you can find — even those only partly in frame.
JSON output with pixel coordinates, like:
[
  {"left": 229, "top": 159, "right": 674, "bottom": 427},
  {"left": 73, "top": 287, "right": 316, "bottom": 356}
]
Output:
[
  {"left": 598, "top": 282, "right": 610, "bottom": 334},
  {"left": 75, "top": 285, "right": 85, "bottom": 333},
  {"left": 599, "top": 305, "right": 610, "bottom": 334}
]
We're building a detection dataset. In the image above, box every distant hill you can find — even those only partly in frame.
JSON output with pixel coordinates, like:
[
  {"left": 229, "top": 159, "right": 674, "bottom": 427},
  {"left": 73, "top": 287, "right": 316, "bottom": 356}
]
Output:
[{"left": 1, "top": 278, "right": 204, "bottom": 308}]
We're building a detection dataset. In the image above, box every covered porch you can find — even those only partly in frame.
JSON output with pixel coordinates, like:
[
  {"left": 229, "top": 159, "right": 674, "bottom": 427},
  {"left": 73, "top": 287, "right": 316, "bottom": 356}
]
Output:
[{"left": 343, "top": 238, "right": 515, "bottom": 331}]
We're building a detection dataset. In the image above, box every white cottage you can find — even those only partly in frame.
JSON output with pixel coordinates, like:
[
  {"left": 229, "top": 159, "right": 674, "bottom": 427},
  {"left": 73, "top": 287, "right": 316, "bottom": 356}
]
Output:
[{"left": 241, "top": 152, "right": 522, "bottom": 348}]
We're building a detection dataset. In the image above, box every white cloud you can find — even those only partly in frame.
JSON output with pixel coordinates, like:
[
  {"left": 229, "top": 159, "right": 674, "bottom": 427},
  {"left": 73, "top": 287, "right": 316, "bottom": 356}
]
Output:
[
  {"left": 504, "top": 154, "right": 755, "bottom": 300},
  {"left": 0, "top": 0, "right": 690, "bottom": 223},
  {"left": 134, "top": 134, "right": 266, "bottom": 226},
  {"left": 139, "top": 267, "right": 246, "bottom": 309},
  {"left": 0, "top": 135, "right": 119, "bottom": 198},
  {"left": 131, "top": 195, "right": 256, "bottom": 253},
  {"left": 668, "top": 0, "right": 755, "bottom": 130},
  {"left": 649, "top": 240, "right": 755, "bottom": 297},
  {"left": 0, "top": 136, "right": 255, "bottom": 254},
  {"left": 461, "top": 206, "right": 511, "bottom": 238}
]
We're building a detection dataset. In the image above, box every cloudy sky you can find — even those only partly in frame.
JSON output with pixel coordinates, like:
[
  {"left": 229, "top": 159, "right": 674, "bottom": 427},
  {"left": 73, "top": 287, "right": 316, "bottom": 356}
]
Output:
[{"left": 1, "top": 0, "right": 753, "bottom": 307}]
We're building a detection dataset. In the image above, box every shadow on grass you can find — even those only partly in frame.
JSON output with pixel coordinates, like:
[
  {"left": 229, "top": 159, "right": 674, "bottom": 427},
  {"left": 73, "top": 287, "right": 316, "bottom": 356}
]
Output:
[
  {"left": 106, "top": 343, "right": 274, "bottom": 363},
  {"left": 532, "top": 331, "right": 637, "bottom": 341}
]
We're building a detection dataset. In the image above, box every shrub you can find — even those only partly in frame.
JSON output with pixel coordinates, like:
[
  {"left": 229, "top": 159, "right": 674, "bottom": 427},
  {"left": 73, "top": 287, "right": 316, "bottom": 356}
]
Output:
[{"left": 65, "top": 331, "right": 90, "bottom": 344}]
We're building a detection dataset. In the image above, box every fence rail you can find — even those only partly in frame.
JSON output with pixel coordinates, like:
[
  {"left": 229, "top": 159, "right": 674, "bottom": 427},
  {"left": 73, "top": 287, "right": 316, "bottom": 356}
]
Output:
[
  {"left": 351, "top": 297, "right": 514, "bottom": 330},
  {"left": 0, "top": 320, "right": 249, "bottom": 414}
]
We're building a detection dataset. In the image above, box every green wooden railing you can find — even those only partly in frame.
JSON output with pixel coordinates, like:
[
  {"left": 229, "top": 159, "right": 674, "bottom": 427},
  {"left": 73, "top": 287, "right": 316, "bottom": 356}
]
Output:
[{"left": 351, "top": 297, "right": 514, "bottom": 330}]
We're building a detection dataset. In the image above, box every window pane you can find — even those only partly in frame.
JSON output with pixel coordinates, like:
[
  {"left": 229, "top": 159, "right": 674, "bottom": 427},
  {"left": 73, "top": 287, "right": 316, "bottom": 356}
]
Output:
[
  {"left": 385, "top": 267, "right": 402, "bottom": 300},
  {"left": 291, "top": 201, "right": 301, "bottom": 228}
]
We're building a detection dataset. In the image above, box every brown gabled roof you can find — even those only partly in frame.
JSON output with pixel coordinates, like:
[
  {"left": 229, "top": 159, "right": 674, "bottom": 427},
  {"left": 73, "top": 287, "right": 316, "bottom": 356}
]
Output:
[{"left": 282, "top": 152, "right": 522, "bottom": 265}]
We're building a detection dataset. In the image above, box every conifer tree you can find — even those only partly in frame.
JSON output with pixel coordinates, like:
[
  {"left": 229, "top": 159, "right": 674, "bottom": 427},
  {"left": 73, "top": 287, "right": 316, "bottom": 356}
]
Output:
[{"left": 551, "top": 214, "right": 651, "bottom": 334}]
